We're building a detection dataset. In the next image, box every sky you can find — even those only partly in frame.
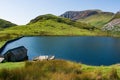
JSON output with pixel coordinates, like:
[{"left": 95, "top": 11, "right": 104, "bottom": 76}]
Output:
[{"left": 0, "top": 0, "right": 120, "bottom": 25}]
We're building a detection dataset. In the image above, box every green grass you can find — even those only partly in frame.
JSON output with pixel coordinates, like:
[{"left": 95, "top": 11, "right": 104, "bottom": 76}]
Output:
[
  {"left": 0, "top": 19, "right": 109, "bottom": 47},
  {"left": 82, "top": 64, "right": 120, "bottom": 76},
  {"left": 78, "top": 13, "right": 113, "bottom": 28},
  {"left": 0, "top": 20, "right": 95, "bottom": 36},
  {"left": 0, "top": 62, "right": 25, "bottom": 69},
  {"left": 0, "top": 60, "right": 120, "bottom": 80},
  {"left": 0, "top": 14, "right": 120, "bottom": 79}
]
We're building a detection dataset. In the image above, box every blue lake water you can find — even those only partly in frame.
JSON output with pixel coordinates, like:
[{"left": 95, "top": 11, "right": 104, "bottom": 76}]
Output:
[{"left": 1, "top": 36, "right": 120, "bottom": 66}]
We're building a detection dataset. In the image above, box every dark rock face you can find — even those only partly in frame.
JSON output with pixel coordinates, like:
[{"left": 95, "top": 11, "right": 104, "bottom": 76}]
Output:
[{"left": 60, "top": 10, "right": 114, "bottom": 21}]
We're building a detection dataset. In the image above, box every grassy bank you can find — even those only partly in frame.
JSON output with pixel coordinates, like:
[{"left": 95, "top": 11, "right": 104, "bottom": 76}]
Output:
[{"left": 0, "top": 60, "right": 120, "bottom": 80}]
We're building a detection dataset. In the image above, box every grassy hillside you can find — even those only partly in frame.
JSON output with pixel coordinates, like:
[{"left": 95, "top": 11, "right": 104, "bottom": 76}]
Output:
[
  {"left": 0, "top": 14, "right": 109, "bottom": 47},
  {"left": 0, "top": 19, "right": 97, "bottom": 36},
  {"left": 0, "top": 60, "right": 120, "bottom": 80},
  {"left": 78, "top": 13, "right": 113, "bottom": 28},
  {"left": 0, "top": 19, "right": 16, "bottom": 29},
  {"left": 29, "top": 14, "right": 95, "bottom": 30}
]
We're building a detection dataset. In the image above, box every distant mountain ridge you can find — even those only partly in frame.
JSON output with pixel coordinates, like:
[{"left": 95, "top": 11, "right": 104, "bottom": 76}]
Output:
[
  {"left": 60, "top": 10, "right": 114, "bottom": 28},
  {"left": 60, "top": 10, "right": 114, "bottom": 21}
]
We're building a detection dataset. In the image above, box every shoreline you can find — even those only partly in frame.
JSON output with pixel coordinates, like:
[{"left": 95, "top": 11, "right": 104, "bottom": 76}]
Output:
[
  {"left": 0, "top": 34, "right": 120, "bottom": 54},
  {"left": 0, "top": 36, "right": 24, "bottom": 54}
]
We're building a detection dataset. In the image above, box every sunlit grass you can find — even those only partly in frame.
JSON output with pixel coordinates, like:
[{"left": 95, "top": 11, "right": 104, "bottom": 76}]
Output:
[
  {"left": 78, "top": 13, "right": 113, "bottom": 27},
  {"left": 0, "top": 62, "right": 25, "bottom": 69},
  {"left": 0, "top": 60, "right": 120, "bottom": 80}
]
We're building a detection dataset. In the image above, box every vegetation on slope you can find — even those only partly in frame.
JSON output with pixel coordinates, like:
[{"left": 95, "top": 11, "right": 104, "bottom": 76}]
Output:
[
  {"left": 60, "top": 10, "right": 114, "bottom": 28},
  {"left": 0, "top": 19, "right": 16, "bottom": 29},
  {"left": 0, "top": 60, "right": 120, "bottom": 80},
  {"left": 29, "top": 14, "right": 95, "bottom": 30},
  {"left": 78, "top": 13, "right": 113, "bottom": 28},
  {"left": 0, "top": 19, "right": 96, "bottom": 37}
]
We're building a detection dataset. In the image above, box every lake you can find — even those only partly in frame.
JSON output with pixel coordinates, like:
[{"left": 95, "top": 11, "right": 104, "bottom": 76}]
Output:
[{"left": 1, "top": 36, "right": 120, "bottom": 66}]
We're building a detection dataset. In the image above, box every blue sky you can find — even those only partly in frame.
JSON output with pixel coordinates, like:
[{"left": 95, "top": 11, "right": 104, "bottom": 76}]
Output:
[{"left": 0, "top": 0, "right": 119, "bottom": 25}]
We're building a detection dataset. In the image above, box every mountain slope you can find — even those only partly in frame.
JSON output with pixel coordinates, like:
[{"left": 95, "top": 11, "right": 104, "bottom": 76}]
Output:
[
  {"left": 0, "top": 19, "right": 17, "bottom": 29},
  {"left": 60, "top": 10, "right": 102, "bottom": 20},
  {"left": 28, "top": 14, "right": 95, "bottom": 30},
  {"left": 78, "top": 12, "right": 113, "bottom": 27},
  {"left": 61, "top": 10, "right": 114, "bottom": 27},
  {"left": 102, "top": 11, "right": 120, "bottom": 31},
  {"left": 0, "top": 14, "right": 97, "bottom": 37}
]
